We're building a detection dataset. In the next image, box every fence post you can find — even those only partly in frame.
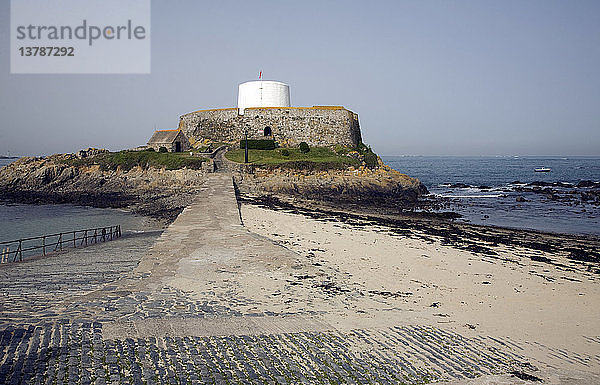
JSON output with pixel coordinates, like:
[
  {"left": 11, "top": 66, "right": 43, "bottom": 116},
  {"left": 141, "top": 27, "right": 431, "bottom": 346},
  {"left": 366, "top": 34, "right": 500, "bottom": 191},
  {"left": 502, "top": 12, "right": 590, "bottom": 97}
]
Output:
[
  {"left": 59, "top": 233, "right": 62, "bottom": 250},
  {"left": 84, "top": 230, "right": 88, "bottom": 246},
  {"left": 18, "top": 240, "right": 22, "bottom": 261},
  {"left": 42, "top": 236, "right": 46, "bottom": 256}
]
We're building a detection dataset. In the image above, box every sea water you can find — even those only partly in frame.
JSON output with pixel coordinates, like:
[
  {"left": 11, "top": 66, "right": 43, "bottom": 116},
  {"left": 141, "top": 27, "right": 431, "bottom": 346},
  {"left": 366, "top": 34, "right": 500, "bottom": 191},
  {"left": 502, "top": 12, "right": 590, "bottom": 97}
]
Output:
[
  {"left": 383, "top": 156, "right": 600, "bottom": 236},
  {"left": 0, "top": 158, "right": 159, "bottom": 248},
  {"left": 0, "top": 203, "right": 158, "bottom": 242}
]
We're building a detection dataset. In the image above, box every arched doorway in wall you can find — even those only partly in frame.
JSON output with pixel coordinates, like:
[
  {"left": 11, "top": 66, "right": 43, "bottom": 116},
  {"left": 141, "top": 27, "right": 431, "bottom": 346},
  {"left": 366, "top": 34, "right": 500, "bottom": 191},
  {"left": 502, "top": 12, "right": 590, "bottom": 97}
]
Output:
[{"left": 263, "top": 126, "right": 272, "bottom": 136}]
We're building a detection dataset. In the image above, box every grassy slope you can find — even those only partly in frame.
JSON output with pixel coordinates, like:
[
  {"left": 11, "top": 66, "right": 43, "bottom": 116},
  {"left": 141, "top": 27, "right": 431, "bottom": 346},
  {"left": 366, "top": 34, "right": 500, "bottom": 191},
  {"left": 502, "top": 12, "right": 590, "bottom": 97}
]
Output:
[
  {"left": 225, "top": 147, "right": 360, "bottom": 170},
  {"left": 63, "top": 151, "right": 208, "bottom": 171}
]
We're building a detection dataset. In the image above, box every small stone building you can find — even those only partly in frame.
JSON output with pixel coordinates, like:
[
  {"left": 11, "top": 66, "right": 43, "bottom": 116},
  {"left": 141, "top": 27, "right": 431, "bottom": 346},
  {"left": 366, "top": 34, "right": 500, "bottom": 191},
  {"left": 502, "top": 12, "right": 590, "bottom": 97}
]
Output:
[{"left": 147, "top": 129, "right": 191, "bottom": 152}]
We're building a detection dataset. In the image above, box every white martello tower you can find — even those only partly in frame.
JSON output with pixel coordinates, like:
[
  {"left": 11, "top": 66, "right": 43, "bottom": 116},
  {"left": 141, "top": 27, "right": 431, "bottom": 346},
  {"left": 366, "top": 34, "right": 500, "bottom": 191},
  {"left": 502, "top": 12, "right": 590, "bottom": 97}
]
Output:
[{"left": 237, "top": 79, "right": 290, "bottom": 115}]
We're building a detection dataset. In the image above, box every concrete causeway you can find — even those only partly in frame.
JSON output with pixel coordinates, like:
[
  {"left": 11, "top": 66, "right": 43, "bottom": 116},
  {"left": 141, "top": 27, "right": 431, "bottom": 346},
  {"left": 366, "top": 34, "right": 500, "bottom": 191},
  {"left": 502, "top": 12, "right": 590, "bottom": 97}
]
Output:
[{"left": 0, "top": 174, "right": 593, "bottom": 384}]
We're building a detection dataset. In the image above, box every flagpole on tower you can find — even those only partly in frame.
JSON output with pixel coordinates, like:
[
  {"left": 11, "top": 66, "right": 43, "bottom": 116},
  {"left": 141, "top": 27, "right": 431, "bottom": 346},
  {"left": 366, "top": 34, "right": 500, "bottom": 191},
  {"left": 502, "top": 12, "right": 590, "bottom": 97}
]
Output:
[{"left": 259, "top": 70, "right": 263, "bottom": 105}]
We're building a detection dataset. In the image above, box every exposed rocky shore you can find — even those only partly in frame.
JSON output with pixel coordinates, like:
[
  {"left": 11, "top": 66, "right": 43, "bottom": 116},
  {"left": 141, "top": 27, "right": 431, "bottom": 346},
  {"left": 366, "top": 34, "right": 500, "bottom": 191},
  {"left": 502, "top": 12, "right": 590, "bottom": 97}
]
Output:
[
  {"left": 440, "top": 180, "right": 600, "bottom": 206},
  {"left": 0, "top": 152, "right": 428, "bottom": 222},
  {"left": 0, "top": 154, "right": 208, "bottom": 222},
  {"left": 233, "top": 160, "right": 428, "bottom": 214},
  {"left": 511, "top": 180, "right": 600, "bottom": 205}
]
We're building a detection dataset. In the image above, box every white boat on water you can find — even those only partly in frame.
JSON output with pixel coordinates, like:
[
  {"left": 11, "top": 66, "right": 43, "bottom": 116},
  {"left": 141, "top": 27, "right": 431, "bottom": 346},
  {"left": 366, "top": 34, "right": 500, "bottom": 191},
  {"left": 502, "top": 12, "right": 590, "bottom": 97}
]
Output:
[{"left": 534, "top": 167, "right": 551, "bottom": 172}]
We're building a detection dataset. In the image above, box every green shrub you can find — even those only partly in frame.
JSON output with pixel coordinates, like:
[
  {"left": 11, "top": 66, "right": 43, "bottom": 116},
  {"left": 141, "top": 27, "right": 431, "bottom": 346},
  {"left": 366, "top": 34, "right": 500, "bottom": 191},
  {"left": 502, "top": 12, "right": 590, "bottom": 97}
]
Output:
[
  {"left": 299, "top": 142, "right": 310, "bottom": 153},
  {"left": 333, "top": 145, "right": 351, "bottom": 155},
  {"left": 239, "top": 139, "right": 276, "bottom": 150},
  {"left": 280, "top": 149, "right": 290, "bottom": 157},
  {"left": 355, "top": 141, "right": 370, "bottom": 154},
  {"left": 364, "top": 151, "right": 378, "bottom": 168},
  {"left": 62, "top": 150, "right": 207, "bottom": 171},
  {"left": 158, "top": 146, "right": 168, "bottom": 153},
  {"left": 354, "top": 141, "right": 378, "bottom": 168},
  {"left": 145, "top": 147, "right": 155, "bottom": 152}
]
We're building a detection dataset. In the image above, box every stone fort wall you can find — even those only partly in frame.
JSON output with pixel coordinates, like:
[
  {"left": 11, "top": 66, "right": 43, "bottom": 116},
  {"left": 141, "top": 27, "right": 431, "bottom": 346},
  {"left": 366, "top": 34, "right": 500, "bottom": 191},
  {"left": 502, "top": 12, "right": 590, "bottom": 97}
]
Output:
[{"left": 178, "top": 106, "right": 362, "bottom": 148}]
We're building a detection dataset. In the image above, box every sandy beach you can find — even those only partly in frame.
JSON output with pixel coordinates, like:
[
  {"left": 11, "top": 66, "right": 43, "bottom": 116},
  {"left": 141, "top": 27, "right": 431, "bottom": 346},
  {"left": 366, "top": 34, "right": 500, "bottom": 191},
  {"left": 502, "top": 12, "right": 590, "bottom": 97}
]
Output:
[{"left": 239, "top": 201, "right": 600, "bottom": 380}]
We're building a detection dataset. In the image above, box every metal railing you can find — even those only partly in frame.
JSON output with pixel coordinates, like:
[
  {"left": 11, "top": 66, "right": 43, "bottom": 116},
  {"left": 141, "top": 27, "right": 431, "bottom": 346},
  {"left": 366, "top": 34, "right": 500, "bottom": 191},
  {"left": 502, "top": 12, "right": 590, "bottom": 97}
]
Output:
[{"left": 0, "top": 225, "right": 121, "bottom": 264}]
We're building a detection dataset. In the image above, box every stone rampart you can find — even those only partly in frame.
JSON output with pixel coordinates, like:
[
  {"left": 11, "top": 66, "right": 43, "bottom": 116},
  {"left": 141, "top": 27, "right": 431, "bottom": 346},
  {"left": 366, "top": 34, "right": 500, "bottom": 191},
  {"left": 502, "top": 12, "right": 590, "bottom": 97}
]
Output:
[{"left": 178, "top": 106, "right": 362, "bottom": 148}]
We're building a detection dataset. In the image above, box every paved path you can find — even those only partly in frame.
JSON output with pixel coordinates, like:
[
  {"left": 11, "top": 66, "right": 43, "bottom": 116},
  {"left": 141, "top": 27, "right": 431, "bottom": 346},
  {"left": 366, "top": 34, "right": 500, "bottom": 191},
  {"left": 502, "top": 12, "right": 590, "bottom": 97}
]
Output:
[
  {"left": 0, "top": 174, "right": 595, "bottom": 384},
  {"left": 0, "top": 230, "right": 163, "bottom": 326},
  {"left": 211, "top": 146, "right": 228, "bottom": 172}
]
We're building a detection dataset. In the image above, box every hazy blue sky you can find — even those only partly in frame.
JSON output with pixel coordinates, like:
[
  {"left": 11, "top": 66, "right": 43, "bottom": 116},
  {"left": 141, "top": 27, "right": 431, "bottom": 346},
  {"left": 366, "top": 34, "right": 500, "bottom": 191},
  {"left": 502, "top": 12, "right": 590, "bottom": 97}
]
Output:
[{"left": 1, "top": 0, "right": 599, "bottom": 156}]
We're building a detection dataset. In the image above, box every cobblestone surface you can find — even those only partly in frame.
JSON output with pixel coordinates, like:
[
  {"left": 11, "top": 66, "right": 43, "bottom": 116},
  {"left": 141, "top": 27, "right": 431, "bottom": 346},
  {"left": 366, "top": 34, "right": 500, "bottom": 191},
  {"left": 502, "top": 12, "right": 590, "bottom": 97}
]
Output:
[{"left": 0, "top": 322, "right": 534, "bottom": 385}]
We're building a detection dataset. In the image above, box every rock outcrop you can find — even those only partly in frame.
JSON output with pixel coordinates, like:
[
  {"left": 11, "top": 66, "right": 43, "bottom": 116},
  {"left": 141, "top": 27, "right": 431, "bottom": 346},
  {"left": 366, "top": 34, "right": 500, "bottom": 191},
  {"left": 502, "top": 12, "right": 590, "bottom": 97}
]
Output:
[
  {"left": 0, "top": 154, "right": 208, "bottom": 221},
  {"left": 234, "top": 158, "right": 427, "bottom": 213},
  {"left": 0, "top": 153, "right": 428, "bottom": 221}
]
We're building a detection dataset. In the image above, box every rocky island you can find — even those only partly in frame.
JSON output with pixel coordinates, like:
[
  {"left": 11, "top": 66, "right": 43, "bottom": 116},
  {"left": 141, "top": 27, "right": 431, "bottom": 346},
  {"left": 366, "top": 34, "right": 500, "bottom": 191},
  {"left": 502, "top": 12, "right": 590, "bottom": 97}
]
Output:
[
  {"left": 0, "top": 80, "right": 430, "bottom": 222},
  {"left": 0, "top": 144, "right": 427, "bottom": 223}
]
